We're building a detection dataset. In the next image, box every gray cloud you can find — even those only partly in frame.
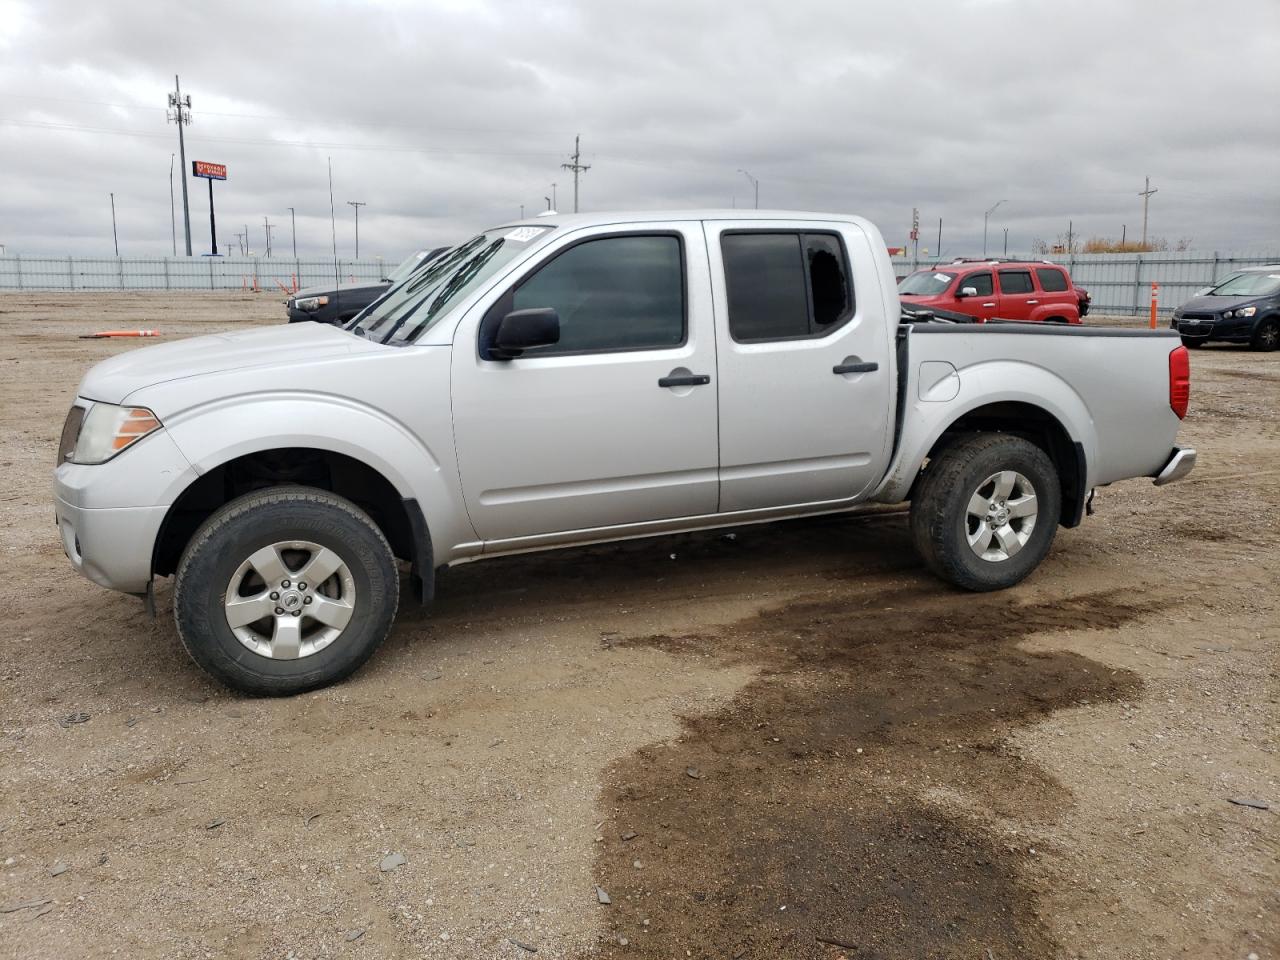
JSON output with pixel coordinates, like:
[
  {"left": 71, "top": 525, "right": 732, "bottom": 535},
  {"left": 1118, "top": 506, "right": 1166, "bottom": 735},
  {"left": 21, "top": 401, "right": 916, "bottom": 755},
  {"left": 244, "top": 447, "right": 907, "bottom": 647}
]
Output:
[{"left": 2, "top": 0, "right": 1277, "bottom": 259}]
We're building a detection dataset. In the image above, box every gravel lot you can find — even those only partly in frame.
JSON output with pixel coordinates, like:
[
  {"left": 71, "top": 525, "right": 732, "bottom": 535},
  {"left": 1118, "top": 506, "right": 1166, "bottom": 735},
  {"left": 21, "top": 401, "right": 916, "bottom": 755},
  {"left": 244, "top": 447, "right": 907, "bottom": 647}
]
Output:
[{"left": 1, "top": 293, "right": 1276, "bottom": 960}]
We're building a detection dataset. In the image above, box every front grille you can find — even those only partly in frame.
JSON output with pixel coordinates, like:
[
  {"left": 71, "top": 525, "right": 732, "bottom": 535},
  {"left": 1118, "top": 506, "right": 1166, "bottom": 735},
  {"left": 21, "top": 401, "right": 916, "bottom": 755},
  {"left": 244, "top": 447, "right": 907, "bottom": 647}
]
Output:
[
  {"left": 57, "top": 405, "right": 84, "bottom": 465},
  {"left": 1179, "top": 313, "right": 1216, "bottom": 322}
]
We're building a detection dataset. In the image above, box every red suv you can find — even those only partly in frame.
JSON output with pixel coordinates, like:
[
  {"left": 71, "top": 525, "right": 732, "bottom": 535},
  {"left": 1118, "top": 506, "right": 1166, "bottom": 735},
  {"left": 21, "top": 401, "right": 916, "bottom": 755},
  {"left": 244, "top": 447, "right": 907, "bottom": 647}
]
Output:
[{"left": 899, "top": 259, "right": 1085, "bottom": 324}]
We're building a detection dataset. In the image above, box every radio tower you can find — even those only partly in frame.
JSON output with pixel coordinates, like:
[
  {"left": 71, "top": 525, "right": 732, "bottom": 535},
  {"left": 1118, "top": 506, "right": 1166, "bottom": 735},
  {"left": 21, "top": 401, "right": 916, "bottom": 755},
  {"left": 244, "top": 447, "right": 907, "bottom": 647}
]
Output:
[
  {"left": 561, "top": 135, "right": 591, "bottom": 213},
  {"left": 167, "top": 75, "right": 193, "bottom": 256}
]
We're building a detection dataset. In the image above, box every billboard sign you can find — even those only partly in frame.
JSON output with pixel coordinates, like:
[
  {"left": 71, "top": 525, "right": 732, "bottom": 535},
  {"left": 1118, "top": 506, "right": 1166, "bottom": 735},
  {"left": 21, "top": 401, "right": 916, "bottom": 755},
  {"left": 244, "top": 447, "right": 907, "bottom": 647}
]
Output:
[{"left": 192, "top": 161, "right": 227, "bottom": 180}]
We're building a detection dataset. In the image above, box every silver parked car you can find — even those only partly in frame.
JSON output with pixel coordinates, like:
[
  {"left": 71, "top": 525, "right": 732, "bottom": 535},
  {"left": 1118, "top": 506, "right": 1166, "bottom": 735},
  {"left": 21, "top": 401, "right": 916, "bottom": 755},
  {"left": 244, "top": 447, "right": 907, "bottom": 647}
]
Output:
[{"left": 54, "top": 211, "right": 1195, "bottom": 694}]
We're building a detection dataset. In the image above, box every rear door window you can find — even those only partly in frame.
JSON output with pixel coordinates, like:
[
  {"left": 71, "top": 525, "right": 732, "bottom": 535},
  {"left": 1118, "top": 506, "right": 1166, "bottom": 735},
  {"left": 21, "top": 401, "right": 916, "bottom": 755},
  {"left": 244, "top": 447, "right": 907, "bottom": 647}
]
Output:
[
  {"left": 722, "top": 232, "right": 855, "bottom": 342},
  {"left": 998, "top": 270, "right": 1034, "bottom": 294},
  {"left": 1035, "top": 268, "right": 1069, "bottom": 292}
]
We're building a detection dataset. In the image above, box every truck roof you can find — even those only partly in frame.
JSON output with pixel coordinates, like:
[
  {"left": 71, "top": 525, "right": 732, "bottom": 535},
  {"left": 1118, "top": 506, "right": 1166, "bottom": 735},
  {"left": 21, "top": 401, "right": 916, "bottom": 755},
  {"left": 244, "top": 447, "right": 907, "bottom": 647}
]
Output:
[{"left": 491, "top": 209, "right": 877, "bottom": 231}]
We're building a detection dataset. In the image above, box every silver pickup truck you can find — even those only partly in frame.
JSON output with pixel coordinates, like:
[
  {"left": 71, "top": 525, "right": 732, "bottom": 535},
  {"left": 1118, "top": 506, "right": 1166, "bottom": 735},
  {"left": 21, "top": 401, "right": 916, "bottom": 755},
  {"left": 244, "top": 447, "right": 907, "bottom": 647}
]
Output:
[{"left": 53, "top": 211, "right": 1196, "bottom": 694}]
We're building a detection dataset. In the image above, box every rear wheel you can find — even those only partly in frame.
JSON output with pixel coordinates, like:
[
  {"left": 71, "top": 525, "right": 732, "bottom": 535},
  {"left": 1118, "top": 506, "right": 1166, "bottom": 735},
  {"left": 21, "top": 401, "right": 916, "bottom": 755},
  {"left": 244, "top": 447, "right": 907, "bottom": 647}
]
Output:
[
  {"left": 910, "top": 434, "right": 1061, "bottom": 591},
  {"left": 174, "top": 486, "right": 399, "bottom": 695},
  {"left": 1251, "top": 318, "right": 1279, "bottom": 352}
]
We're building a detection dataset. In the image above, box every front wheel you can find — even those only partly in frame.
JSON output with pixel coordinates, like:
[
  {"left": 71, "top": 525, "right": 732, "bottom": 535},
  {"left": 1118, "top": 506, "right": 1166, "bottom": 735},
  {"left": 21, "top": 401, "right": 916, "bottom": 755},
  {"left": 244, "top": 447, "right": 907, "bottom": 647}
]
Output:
[
  {"left": 174, "top": 486, "right": 399, "bottom": 695},
  {"left": 1251, "top": 318, "right": 1279, "bottom": 352},
  {"left": 1181, "top": 336, "right": 1204, "bottom": 348},
  {"left": 910, "top": 434, "right": 1061, "bottom": 591}
]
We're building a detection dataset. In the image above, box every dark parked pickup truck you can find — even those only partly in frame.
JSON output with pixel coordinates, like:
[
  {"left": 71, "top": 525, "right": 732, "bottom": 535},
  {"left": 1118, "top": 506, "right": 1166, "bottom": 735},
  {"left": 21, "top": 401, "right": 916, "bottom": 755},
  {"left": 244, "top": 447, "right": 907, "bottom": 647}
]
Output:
[{"left": 286, "top": 247, "right": 448, "bottom": 325}]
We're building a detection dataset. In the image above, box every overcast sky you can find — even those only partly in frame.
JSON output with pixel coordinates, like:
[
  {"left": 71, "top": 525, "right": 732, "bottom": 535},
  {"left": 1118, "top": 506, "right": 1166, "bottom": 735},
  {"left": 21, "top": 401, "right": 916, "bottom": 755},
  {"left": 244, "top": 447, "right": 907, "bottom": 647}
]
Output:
[{"left": 2, "top": 0, "right": 1277, "bottom": 260}]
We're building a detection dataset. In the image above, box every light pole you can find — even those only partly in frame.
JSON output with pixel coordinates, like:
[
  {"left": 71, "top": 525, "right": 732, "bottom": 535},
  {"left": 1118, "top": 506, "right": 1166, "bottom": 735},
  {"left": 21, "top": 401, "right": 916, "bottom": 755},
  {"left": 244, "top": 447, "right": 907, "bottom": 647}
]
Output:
[
  {"left": 347, "top": 201, "right": 366, "bottom": 257},
  {"left": 983, "top": 199, "right": 1006, "bottom": 258},
  {"left": 288, "top": 207, "right": 297, "bottom": 258},
  {"left": 110, "top": 192, "right": 119, "bottom": 256},
  {"left": 738, "top": 169, "right": 759, "bottom": 209}
]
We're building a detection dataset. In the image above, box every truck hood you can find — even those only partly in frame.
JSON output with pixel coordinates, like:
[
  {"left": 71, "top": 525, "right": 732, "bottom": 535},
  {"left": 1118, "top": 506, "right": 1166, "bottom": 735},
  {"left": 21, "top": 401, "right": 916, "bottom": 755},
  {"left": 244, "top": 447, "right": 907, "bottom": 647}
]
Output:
[
  {"left": 292, "top": 279, "right": 389, "bottom": 300},
  {"left": 78, "top": 323, "right": 387, "bottom": 405}
]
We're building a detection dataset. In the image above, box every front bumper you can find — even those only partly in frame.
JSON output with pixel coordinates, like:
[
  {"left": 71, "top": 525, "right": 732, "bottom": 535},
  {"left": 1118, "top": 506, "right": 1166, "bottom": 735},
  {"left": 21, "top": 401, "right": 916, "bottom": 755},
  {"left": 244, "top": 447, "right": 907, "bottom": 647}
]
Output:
[
  {"left": 1153, "top": 447, "right": 1196, "bottom": 486},
  {"left": 54, "top": 495, "right": 169, "bottom": 593},
  {"left": 53, "top": 424, "right": 198, "bottom": 594}
]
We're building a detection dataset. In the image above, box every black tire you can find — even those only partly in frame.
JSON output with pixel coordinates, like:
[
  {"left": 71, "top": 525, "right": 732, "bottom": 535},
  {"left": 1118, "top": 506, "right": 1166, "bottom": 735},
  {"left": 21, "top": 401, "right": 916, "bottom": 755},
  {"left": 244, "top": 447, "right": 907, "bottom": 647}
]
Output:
[
  {"left": 1181, "top": 336, "right": 1203, "bottom": 348},
  {"left": 1250, "top": 318, "right": 1279, "bottom": 352},
  {"left": 173, "top": 486, "right": 399, "bottom": 695},
  {"left": 910, "top": 434, "right": 1061, "bottom": 592}
]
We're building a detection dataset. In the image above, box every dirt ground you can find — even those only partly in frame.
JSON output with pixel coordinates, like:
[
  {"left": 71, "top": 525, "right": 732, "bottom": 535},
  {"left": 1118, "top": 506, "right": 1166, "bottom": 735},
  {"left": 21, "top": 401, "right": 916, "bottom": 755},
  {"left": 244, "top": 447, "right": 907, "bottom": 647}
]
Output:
[{"left": 0, "top": 293, "right": 1275, "bottom": 960}]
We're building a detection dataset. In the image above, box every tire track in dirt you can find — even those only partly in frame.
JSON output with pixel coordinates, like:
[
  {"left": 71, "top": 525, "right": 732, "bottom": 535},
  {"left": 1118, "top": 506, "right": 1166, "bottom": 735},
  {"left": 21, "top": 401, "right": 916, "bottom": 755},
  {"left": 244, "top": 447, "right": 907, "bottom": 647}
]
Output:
[{"left": 579, "top": 587, "right": 1161, "bottom": 960}]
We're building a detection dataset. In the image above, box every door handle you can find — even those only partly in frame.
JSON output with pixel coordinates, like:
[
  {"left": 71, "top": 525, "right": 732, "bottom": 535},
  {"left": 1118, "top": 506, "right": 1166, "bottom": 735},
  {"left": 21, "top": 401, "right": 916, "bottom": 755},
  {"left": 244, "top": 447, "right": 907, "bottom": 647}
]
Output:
[
  {"left": 1026, "top": 299, "right": 1039, "bottom": 304},
  {"left": 833, "top": 361, "right": 878, "bottom": 375},
  {"left": 982, "top": 302, "right": 996, "bottom": 307},
  {"left": 658, "top": 373, "right": 711, "bottom": 388}
]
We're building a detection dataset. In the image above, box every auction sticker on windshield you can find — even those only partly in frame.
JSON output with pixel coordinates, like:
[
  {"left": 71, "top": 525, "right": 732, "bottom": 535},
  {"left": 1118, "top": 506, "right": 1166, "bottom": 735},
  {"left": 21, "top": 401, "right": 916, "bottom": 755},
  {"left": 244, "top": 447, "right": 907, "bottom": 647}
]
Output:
[{"left": 504, "top": 226, "right": 551, "bottom": 243}]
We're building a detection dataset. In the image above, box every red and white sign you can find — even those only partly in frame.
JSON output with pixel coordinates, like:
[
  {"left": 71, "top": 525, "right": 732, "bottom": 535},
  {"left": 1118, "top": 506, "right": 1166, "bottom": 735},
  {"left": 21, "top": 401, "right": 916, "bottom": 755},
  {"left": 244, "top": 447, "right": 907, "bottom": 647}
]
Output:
[{"left": 192, "top": 160, "right": 227, "bottom": 180}]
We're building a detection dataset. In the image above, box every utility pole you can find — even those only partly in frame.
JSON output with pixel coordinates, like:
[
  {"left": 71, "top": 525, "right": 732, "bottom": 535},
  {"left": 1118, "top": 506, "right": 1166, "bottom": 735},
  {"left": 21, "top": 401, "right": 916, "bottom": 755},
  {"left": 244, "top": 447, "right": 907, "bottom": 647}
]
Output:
[
  {"left": 1003, "top": 227, "right": 1009, "bottom": 257},
  {"left": 1121, "top": 224, "right": 1127, "bottom": 248},
  {"left": 550, "top": 183, "right": 557, "bottom": 211},
  {"left": 560, "top": 134, "right": 591, "bottom": 213},
  {"left": 983, "top": 199, "right": 1006, "bottom": 257},
  {"left": 169, "top": 153, "right": 177, "bottom": 256},
  {"left": 287, "top": 207, "right": 297, "bottom": 258},
  {"left": 346, "top": 201, "right": 366, "bottom": 257},
  {"left": 110, "top": 192, "right": 119, "bottom": 256},
  {"left": 937, "top": 218, "right": 942, "bottom": 258},
  {"left": 1066, "top": 220, "right": 1074, "bottom": 253},
  {"left": 738, "top": 169, "right": 759, "bottom": 209},
  {"left": 234, "top": 231, "right": 245, "bottom": 256},
  {"left": 167, "top": 75, "right": 193, "bottom": 256},
  {"left": 519, "top": 204, "right": 525, "bottom": 219},
  {"left": 1138, "top": 175, "right": 1158, "bottom": 248},
  {"left": 224, "top": 242, "right": 233, "bottom": 257},
  {"left": 544, "top": 195, "right": 552, "bottom": 211},
  {"left": 263, "top": 216, "right": 274, "bottom": 258},
  {"left": 911, "top": 207, "right": 920, "bottom": 261}
]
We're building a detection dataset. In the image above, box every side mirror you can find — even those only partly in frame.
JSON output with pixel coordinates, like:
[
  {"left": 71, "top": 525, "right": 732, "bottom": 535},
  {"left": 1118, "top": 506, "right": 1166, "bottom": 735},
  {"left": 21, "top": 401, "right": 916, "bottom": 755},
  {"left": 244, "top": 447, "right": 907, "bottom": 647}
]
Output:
[
  {"left": 958, "top": 286, "right": 979, "bottom": 298},
  {"left": 490, "top": 307, "right": 560, "bottom": 360}
]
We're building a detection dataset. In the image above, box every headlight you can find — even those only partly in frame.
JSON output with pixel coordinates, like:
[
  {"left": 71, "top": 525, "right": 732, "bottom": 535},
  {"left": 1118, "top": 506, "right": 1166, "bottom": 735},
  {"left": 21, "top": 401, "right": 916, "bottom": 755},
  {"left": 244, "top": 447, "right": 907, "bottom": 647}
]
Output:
[
  {"left": 71, "top": 404, "right": 162, "bottom": 464},
  {"left": 294, "top": 296, "right": 329, "bottom": 311},
  {"left": 1227, "top": 306, "right": 1257, "bottom": 318}
]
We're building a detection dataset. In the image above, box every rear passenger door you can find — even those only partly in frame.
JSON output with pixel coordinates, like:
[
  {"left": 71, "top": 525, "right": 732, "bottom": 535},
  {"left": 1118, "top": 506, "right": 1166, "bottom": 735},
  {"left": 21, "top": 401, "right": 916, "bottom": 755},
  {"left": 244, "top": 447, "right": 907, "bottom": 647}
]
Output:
[
  {"left": 1034, "top": 266, "right": 1077, "bottom": 320},
  {"left": 705, "top": 222, "right": 893, "bottom": 513},
  {"left": 996, "top": 268, "right": 1037, "bottom": 320}
]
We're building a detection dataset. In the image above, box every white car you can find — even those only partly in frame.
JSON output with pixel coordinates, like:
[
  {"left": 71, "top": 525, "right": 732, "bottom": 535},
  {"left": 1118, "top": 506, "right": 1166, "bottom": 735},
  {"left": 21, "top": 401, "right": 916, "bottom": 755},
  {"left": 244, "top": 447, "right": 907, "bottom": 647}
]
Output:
[{"left": 54, "top": 210, "right": 1196, "bottom": 694}]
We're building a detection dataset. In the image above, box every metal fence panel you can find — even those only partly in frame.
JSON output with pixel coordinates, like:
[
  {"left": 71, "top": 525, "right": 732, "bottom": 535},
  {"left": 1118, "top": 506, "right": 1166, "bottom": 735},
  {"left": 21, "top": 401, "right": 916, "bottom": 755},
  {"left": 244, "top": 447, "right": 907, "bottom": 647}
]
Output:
[
  {"left": 0, "top": 256, "right": 388, "bottom": 292},
  {"left": 890, "top": 252, "right": 1279, "bottom": 315},
  {"left": 3, "top": 252, "right": 1277, "bottom": 315}
]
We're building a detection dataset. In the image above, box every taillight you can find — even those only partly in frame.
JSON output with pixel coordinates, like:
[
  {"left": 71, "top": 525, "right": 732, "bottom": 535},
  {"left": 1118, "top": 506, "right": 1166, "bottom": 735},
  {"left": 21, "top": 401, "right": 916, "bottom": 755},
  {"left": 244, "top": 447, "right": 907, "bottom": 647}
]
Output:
[{"left": 1169, "top": 345, "right": 1190, "bottom": 419}]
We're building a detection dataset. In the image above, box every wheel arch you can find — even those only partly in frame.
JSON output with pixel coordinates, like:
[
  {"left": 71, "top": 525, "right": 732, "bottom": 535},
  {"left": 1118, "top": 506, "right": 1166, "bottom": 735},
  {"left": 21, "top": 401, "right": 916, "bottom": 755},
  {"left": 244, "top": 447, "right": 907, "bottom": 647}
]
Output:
[
  {"left": 912, "top": 401, "right": 1087, "bottom": 527},
  {"left": 875, "top": 368, "right": 1095, "bottom": 528},
  {"left": 152, "top": 447, "right": 435, "bottom": 601}
]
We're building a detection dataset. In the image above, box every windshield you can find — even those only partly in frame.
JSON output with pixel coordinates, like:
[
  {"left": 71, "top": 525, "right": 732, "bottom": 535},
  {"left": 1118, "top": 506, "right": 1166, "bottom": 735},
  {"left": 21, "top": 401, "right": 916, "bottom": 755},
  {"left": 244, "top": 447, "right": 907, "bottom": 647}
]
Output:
[
  {"left": 1209, "top": 271, "right": 1280, "bottom": 297},
  {"left": 899, "top": 270, "right": 957, "bottom": 295},
  {"left": 351, "top": 226, "right": 553, "bottom": 344}
]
